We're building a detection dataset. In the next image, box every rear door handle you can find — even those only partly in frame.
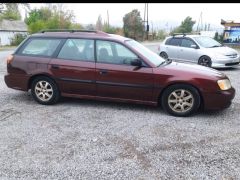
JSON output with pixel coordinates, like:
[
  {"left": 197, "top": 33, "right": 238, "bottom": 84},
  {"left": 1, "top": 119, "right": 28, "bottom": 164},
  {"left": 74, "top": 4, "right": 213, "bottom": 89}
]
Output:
[
  {"left": 99, "top": 69, "right": 108, "bottom": 75},
  {"left": 51, "top": 64, "right": 59, "bottom": 69}
]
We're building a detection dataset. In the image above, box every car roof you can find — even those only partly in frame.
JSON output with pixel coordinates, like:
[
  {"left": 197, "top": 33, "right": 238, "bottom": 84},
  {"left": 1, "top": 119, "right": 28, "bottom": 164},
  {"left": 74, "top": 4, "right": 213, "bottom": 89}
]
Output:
[{"left": 30, "top": 30, "right": 131, "bottom": 43}]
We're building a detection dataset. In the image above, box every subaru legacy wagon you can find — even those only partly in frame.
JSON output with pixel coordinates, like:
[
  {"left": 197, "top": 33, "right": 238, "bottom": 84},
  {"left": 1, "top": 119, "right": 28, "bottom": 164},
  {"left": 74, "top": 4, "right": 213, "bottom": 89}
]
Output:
[
  {"left": 158, "top": 34, "right": 240, "bottom": 68},
  {"left": 4, "top": 30, "right": 235, "bottom": 117}
]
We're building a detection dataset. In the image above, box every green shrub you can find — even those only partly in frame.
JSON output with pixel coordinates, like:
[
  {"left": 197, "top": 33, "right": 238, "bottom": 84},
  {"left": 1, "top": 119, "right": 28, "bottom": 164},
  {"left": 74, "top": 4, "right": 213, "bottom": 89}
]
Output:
[{"left": 10, "top": 33, "right": 28, "bottom": 46}]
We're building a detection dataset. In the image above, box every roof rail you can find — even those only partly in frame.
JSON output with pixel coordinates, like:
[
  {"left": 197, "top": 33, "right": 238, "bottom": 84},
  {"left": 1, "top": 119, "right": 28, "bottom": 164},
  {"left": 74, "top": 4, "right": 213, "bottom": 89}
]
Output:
[
  {"left": 173, "top": 33, "right": 186, "bottom": 37},
  {"left": 172, "top": 32, "right": 200, "bottom": 37},
  {"left": 39, "top": 29, "right": 102, "bottom": 33}
]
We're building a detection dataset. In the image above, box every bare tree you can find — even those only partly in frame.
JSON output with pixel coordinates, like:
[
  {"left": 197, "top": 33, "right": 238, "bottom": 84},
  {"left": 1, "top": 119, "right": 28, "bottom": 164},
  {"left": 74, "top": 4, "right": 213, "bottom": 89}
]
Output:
[{"left": 96, "top": 15, "right": 103, "bottom": 31}]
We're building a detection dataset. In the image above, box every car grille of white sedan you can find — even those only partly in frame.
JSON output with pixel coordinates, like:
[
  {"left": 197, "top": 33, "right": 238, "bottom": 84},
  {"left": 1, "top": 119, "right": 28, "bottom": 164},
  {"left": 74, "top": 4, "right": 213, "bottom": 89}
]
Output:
[{"left": 226, "top": 54, "right": 238, "bottom": 58}]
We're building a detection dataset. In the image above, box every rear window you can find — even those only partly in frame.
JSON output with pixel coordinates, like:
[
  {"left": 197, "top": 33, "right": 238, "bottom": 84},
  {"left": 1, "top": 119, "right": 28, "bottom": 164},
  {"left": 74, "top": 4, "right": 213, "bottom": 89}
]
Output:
[
  {"left": 18, "top": 38, "right": 61, "bottom": 57},
  {"left": 167, "top": 38, "right": 182, "bottom": 46}
]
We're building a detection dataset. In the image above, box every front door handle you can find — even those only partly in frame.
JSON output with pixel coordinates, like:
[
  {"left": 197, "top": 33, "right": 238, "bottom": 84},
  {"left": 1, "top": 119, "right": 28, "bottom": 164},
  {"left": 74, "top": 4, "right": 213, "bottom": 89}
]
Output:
[
  {"left": 99, "top": 69, "right": 108, "bottom": 75},
  {"left": 51, "top": 64, "right": 60, "bottom": 69}
]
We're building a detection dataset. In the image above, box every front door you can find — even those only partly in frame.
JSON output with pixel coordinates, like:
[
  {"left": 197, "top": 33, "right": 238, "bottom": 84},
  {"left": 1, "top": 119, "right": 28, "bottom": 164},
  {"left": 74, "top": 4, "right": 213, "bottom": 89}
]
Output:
[
  {"left": 178, "top": 38, "right": 199, "bottom": 63},
  {"left": 49, "top": 38, "right": 96, "bottom": 96},
  {"left": 95, "top": 40, "right": 154, "bottom": 102}
]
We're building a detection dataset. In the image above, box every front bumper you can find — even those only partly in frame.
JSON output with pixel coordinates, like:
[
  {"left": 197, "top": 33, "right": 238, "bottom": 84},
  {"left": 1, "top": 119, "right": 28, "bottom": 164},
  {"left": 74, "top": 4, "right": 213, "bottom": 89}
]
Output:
[
  {"left": 202, "top": 87, "right": 235, "bottom": 110},
  {"left": 212, "top": 56, "right": 240, "bottom": 68}
]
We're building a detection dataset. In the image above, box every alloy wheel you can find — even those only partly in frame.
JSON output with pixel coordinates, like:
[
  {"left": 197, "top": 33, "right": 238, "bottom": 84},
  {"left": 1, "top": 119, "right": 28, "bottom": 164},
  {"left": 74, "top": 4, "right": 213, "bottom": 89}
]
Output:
[
  {"left": 168, "top": 89, "right": 194, "bottom": 113},
  {"left": 35, "top": 81, "right": 53, "bottom": 102}
]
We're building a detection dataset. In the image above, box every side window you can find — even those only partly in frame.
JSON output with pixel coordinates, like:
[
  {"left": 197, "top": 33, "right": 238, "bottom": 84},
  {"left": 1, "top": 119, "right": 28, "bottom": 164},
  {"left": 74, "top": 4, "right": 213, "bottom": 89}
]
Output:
[
  {"left": 169, "top": 38, "right": 182, "bottom": 46},
  {"left": 181, "top": 38, "right": 196, "bottom": 48},
  {"left": 58, "top": 39, "right": 94, "bottom": 61},
  {"left": 20, "top": 38, "right": 61, "bottom": 57},
  {"left": 165, "top": 38, "right": 172, "bottom": 45},
  {"left": 96, "top": 40, "right": 138, "bottom": 65}
]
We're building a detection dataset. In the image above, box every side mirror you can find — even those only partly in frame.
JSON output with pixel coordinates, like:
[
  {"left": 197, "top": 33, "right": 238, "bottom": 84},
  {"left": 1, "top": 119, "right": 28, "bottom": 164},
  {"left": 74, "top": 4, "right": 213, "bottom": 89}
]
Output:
[
  {"left": 190, "top": 44, "right": 197, "bottom": 49},
  {"left": 131, "top": 59, "right": 142, "bottom": 67}
]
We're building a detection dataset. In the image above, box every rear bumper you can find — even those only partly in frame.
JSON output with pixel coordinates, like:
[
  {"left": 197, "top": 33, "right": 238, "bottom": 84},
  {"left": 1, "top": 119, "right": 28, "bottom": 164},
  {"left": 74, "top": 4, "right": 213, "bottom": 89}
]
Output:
[
  {"left": 203, "top": 87, "right": 235, "bottom": 110},
  {"left": 4, "top": 73, "right": 29, "bottom": 91}
]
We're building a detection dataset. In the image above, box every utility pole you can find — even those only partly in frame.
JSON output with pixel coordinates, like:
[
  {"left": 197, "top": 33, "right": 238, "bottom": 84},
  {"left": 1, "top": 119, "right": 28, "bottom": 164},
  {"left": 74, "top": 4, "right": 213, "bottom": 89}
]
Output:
[
  {"left": 151, "top": 21, "right": 154, "bottom": 40},
  {"left": 142, "top": 3, "right": 149, "bottom": 41},
  {"left": 142, "top": 3, "right": 146, "bottom": 41},
  {"left": 197, "top": 11, "right": 203, "bottom": 32},
  {"left": 146, "top": 3, "right": 149, "bottom": 40}
]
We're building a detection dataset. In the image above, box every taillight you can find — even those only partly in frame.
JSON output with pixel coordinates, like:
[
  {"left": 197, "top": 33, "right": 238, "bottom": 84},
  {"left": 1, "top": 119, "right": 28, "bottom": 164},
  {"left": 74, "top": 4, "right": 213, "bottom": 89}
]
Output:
[{"left": 6, "top": 54, "right": 14, "bottom": 64}]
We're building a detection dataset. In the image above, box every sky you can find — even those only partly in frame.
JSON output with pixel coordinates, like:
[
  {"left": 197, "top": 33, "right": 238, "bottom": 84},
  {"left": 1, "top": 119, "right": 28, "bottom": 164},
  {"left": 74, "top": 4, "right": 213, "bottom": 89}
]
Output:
[{"left": 20, "top": 3, "right": 240, "bottom": 32}]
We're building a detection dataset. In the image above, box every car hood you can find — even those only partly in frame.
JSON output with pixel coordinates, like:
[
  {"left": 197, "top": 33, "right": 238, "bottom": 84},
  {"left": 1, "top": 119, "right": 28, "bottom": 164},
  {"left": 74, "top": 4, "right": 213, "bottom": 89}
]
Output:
[
  {"left": 158, "top": 61, "right": 226, "bottom": 79},
  {"left": 204, "top": 46, "right": 238, "bottom": 56}
]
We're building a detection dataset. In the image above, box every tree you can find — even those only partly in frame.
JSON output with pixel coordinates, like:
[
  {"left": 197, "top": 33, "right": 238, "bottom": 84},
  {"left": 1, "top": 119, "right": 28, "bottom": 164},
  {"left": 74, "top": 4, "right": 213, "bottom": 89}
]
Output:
[
  {"left": 214, "top": 32, "right": 219, "bottom": 41},
  {"left": 171, "top": 16, "right": 196, "bottom": 35},
  {"left": 10, "top": 33, "right": 27, "bottom": 46},
  {"left": 157, "top": 29, "right": 167, "bottom": 40},
  {"left": 85, "top": 24, "right": 95, "bottom": 30},
  {"left": 25, "top": 7, "right": 51, "bottom": 25},
  {"left": 0, "top": 3, "right": 21, "bottom": 20},
  {"left": 0, "top": 3, "right": 29, "bottom": 20},
  {"left": 123, "top": 9, "right": 143, "bottom": 40},
  {"left": 96, "top": 15, "right": 103, "bottom": 31},
  {"left": 70, "top": 23, "right": 83, "bottom": 29},
  {"left": 25, "top": 5, "right": 78, "bottom": 34}
]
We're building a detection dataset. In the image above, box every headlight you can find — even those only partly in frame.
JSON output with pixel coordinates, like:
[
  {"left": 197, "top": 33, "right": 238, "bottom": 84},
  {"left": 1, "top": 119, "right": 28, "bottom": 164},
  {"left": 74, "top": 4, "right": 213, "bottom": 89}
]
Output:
[{"left": 217, "top": 79, "right": 231, "bottom": 90}]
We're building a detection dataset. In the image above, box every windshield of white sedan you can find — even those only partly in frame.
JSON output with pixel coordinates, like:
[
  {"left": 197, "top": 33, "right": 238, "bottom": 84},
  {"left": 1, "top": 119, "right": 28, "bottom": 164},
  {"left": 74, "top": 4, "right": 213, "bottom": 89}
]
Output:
[
  {"left": 125, "top": 40, "right": 165, "bottom": 66},
  {"left": 193, "top": 36, "right": 223, "bottom": 48}
]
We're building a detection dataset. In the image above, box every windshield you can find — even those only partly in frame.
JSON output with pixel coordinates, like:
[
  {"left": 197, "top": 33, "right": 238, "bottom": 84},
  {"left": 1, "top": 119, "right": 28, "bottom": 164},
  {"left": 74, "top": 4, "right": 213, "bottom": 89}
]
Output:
[
  {"left": 193, "top": 36, "right": 222, "bottom": 48},
  {"left": 125, "top": 40, "right": 165, "bottom": 66}
]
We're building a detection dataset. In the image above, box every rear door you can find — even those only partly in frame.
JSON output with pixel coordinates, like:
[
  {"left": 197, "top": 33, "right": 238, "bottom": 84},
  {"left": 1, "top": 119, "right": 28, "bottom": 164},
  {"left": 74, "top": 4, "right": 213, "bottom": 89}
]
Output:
[
  {"left": 49, "top": 38, "right": 96, "bottom": 96},
  {"left": 165, "top": 38, "right": 182, "bottom": 61}
]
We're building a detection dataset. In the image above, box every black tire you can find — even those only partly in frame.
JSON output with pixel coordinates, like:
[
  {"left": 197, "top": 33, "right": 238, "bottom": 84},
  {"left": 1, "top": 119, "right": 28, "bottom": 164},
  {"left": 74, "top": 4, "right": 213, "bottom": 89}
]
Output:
[
  {"left": 198, "top": 56, "right": 212, "bottom": 67},
  {"left": 161, "top": 84, "right": 201, "bottom": 117},
  {"left": 160, "top": 52, "right": 168, "bottom": 60},
  {"left": 31, "top": 76, "right": 60, "bottom": 105}
]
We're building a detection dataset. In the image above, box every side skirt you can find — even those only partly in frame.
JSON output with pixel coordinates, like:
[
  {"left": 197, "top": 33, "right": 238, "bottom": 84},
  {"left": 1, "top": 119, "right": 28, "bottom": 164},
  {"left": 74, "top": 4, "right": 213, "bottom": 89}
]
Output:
[{"left": 61, "top": 93, "right": 158, "bottom": 106}]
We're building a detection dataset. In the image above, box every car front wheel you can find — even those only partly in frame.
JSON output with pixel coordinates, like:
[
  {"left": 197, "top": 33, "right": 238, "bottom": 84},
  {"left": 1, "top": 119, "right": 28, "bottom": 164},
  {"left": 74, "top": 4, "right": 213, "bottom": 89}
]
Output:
[
  {"left": 198, "top": 56, "right": 212, "bottom": 67},
  {"left": 161, "top": 84, "right": 201, "bottom": 117},
  {"left": 160, "top": 52, "right": 168, "bottom": 60},
  {"left": 31, "top": 76, "right": 60, "bottom": 105}
]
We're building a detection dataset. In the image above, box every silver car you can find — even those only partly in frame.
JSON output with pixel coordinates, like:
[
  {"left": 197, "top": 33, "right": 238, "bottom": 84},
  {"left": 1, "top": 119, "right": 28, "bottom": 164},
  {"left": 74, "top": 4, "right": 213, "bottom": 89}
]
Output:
[{"left": 158, "top": 34, "right": 240, "bottom": 68}]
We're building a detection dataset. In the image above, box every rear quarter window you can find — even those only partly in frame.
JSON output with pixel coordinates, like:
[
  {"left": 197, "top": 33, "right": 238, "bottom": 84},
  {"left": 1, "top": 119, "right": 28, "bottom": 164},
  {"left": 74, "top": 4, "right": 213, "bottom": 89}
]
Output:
[
  {"left": 165, "top": 38, "right": 172, "bottom": 45},
  {"left": 17, "top": 38, "right": 61, "bottom": 57},
  {"left": 167, "top": 38, "right": 182, "bottom": 46}
]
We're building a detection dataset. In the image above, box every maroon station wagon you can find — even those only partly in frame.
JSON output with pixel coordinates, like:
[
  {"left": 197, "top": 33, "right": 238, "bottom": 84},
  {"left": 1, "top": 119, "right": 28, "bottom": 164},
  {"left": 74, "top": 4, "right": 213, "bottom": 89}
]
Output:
[{"left": 4, "top": 30, "right": 235, "bottom": 116}]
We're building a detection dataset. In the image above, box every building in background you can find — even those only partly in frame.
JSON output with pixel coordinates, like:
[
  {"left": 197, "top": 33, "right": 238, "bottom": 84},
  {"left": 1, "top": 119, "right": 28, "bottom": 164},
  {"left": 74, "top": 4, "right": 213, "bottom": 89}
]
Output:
[
  {"left": 221, "top": 19, "right": 240, "bottom": 45},
  {"left": 0, "top": 19, "right": 28, "bottom": 46},
  {"left": 200, "top": 31, "right": 216, "bottom": 38}
]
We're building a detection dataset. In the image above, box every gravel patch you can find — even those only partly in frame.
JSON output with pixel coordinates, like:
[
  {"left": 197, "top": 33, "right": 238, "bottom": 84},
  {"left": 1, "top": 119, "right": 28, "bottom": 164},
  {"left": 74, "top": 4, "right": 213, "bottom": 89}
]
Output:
[{"left": 0, "top": 48, "right": 240, "bottom": 179}]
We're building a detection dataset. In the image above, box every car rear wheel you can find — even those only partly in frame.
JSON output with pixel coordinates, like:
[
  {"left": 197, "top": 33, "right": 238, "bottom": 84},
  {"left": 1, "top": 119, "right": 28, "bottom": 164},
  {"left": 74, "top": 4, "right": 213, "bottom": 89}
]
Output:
[
  {"left": 160, "top": 52, "right": 168, "bottom": 60},
  {"left": 198, "top": 56, "right": 212, "bottom": 67},
  {"left": 161, "top": 84, "right": 201, "bottom": 117},
  {"left": 31, "top": 76, "right": 60, "bottom": 105}
]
